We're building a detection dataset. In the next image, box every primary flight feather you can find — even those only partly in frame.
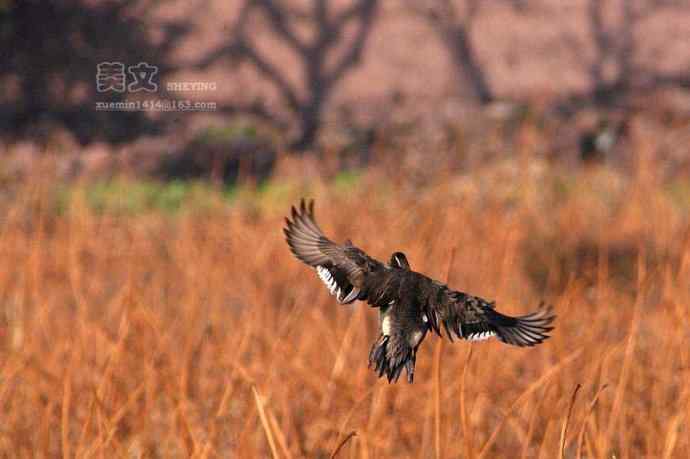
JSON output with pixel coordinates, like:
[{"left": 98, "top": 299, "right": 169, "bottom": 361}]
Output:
[{"left": 284, "top": 199, "right": 555, "bottom": 383}]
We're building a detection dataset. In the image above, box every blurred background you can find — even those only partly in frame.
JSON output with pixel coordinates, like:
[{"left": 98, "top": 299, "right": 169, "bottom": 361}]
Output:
[{"left": 1, "top": 0, "right": 689, "bottom": 457}]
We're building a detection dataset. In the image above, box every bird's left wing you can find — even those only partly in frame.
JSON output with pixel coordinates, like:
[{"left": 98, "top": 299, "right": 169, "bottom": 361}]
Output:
[
  {"left": 284, "top": 199, "right": 384, "bottom": 304},
  {"left": 425, "top": 286, "right": 555, "bottom": 347}
]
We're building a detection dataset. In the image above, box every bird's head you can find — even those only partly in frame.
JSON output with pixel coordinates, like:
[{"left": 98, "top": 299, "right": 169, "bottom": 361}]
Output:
[{"left": 390, "top": 252, "right": 410, "bottom": 270}]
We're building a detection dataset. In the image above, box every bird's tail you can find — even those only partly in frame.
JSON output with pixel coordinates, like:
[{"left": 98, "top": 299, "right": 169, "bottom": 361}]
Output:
[
  {"left": 483, "top": 303, "right": 555, "bottom": 347},
  {"left": 368, "top": 335, "right": 417, "bottom": 383}
]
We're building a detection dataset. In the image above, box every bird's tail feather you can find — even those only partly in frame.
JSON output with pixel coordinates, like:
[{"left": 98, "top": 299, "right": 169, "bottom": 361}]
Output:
[{"left": 368, "top": 335, "right": 416, "bottom": 383}]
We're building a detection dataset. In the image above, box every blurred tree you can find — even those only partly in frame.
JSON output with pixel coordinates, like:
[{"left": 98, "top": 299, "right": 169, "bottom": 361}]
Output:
[
  {"left": 0, "top": 0, "right": 189, "bottom": 145},
  {"left": 196, "top": 0, "right": 380, "bottom": 151},
  {"left": 408, "top": 0, "right": 495, "bottom": 105},
  {"left": 561, "top": 0, "right": 690, "bottom": 111},
  {"left": 563, "top": 0, "right": 690, "bottom": 162},
  {"left": 409, "top": 0, "right": 690, "bottom": 111}
]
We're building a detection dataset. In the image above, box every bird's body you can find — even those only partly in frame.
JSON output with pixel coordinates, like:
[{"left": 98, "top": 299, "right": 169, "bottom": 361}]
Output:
[{"left": 284, "top": 199, "right": 555, "bottom": 383}]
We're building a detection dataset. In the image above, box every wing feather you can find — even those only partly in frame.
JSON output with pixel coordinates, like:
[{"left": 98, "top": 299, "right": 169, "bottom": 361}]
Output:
[
  {"left": 426, "top": 287, "right": 555, "bottom": 347},
  {"left": 284, "top": 199, "right": 384, "bottom": 304}
]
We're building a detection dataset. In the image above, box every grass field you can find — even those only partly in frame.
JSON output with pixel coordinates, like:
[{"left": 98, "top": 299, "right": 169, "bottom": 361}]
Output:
[{"left": 1, "top": 157, "right": 689, "bottom": 458}]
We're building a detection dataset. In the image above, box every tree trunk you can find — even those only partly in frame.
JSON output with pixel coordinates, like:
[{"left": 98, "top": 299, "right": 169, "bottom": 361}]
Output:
[{"left": 449, "top": 26, "right": 493, "bottom": 105}]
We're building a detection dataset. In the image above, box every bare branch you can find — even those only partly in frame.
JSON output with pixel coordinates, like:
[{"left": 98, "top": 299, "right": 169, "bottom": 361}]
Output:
[
  {"left": 327, "top": 1, "right": 379, "bottom": 87},
  {"left": 193, "top": 43, "right": 243, "bottom": 69},
  {"left": 407, "top": 0, "right": 492, "bottom": 104},
  {"left": 587, "top": 0, "right": 610, "bottom": 86},
  {"left": 254, "top": 0, "right": 307, "bottom": 53},
  {"left": 333, "top": 0, "right": 379, "bottom": 28},
  {"left": 315, "top": 0, "right": 329, "bottom": 26},
  {"left": 236, "top": 39, "right": 302, "bottom": 112},
  {"left": 407, "top": 0, "right": 458, "bottom": 26}
]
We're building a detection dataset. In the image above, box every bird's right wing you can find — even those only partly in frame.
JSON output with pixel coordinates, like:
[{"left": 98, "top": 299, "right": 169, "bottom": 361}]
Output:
[{"left": 284, "top": 199, "right": 384, "bottom": 304}]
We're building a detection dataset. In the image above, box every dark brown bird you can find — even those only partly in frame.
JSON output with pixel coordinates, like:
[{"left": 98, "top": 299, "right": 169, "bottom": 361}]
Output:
[{"left": 284, "top": 199, "right": 555, "bottom": 383}]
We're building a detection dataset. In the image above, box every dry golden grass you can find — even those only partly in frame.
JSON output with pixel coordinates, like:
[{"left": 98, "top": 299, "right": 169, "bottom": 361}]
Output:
[{"left": 0, "top": 158, "right": 689, "bottom": 458}]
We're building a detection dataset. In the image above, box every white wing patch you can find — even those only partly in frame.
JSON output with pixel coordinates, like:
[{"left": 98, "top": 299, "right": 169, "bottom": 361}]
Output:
[
  {"left": 317, "top": 265, "right": 340, "bottom": 297},
  {"left": 466, "top": 330, "right": 496, "bottom": 341},
  {"left": 315, "top": 265, "right": 360, "bottom": 303}
]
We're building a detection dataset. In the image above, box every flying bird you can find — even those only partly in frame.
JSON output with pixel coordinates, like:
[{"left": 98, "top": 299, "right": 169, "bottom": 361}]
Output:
[{"left": 284, "top": 199, "right": 555, "bottom": 383}]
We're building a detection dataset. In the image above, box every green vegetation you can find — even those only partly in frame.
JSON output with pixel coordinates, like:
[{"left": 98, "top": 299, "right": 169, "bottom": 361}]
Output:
[
  {"left": 52, "top": 169, "right": 363, "bottom": 216},
  {"left": 56, "top": 179, "right": 230, "bottom": 215},
  {"left": 50, "top": 162, "right": 690, "bottom": 219},
  {"left": 333, "top": 169, "right": 361, "bottom": 191},
  {"left": 191, "top": 120, "right": 280, "bottom": 147}
]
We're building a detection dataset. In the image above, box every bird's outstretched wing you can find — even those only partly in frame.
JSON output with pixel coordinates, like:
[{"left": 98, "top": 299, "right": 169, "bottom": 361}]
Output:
[
  {"left": 426, "top": 287, "right": 555, "bottom": 347},
  {"left": 284, "top": 199, "right": 384, "bottom": 304}
]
